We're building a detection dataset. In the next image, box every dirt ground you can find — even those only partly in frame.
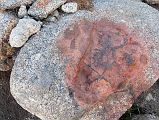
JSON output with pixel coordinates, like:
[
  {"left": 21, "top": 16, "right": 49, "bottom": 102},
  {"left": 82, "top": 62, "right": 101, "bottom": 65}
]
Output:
[{"left": 0, "top": 71, "right": 40, "bottom": 120}]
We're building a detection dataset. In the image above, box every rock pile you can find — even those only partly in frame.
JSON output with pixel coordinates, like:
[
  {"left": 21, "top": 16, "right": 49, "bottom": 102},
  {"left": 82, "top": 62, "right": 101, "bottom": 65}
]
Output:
[
  {"left": 0, "top": 0, "right": 80, "bottom": 71},
  {"left": 0, "top": 0, "right": 159, "bottom": 120},
  {"left": 9, "top": 0, "right": 159, "bottom": 120}
]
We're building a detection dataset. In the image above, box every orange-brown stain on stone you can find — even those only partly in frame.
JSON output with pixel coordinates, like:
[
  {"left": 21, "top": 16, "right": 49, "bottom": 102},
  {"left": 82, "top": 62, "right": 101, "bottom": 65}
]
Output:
[{"left": 57, "top": 19, "right": 149, "bottom": 108}]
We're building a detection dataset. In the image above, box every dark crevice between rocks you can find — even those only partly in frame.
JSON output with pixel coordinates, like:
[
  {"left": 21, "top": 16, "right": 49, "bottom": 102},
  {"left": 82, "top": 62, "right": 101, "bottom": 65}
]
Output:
[
  {"left": 142, "top": 0, "right": 159, "bottom": 11},
  {"left": 120, "top": 79, "right": 159, "bottom": 120},
  {"left": 119, "top": 104, "right": 143, "bottom": 120},
  {"left": 0, "top": 71, "right": 41, "bottom": 120}
]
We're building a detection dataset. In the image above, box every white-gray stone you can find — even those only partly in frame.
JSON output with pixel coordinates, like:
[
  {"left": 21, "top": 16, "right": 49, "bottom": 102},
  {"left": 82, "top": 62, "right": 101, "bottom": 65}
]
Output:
[
  {"left": 61, "top": 2, "right": 78, "bottom": 13},
  {"left": 0, "top": 11, "right": 18, "bottom": 43},
  {"left": 18, "top": 5, "right": 27, "bottom": 18},
  {"left": 146, "top": 93, "right": 155, "bottom": 101},
  {"left": 0, "top": 0, "right": 35, "bottom": 10},
  {"left": 45, "top": 10, "right": 59, "bottom": 22},
  {"left": 52, "top": 10, "right": 59, "bottom": 18},
  {"left": 10, "top": 0, "right": 159, "bottom": 120},
  {"left": 28, "top": 0, "right": 66, "bottom": 19},
  {"left": 45, "top": 16, "right": 57, "bottom": 22},
  {"left": 9, "top": 18, "right": 42, "bottom": 47}
]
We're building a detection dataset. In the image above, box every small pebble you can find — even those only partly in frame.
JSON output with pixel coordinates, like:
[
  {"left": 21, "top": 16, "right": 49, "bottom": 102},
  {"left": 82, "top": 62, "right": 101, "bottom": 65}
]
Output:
[
  {"left": 9, "top": 18, "right": 42, "bottom": 47},
  {"left": 53, "top": 10, "right": 59, "bottom": 18},
  {"left": 45, "top": 16, "right": 57, "bottom": 22},
  {"left": 45, "top": 10, "right": 59, "bottom": 22},
  {"left": 146, "top": 93, "right": 155, "bottom": 101},
  {"left": 18, "top": 5, "right": 27, "bottom": 18},
  {"left": 61, "top": 2, "right": 78, "bottom": 13}
]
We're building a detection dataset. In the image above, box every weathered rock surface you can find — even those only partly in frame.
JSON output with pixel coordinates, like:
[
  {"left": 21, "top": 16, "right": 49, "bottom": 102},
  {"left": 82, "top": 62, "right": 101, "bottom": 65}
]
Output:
[
  {"left": 10, "top": 0, "right": 159, "bottom": 120},
  {"left": 28, "top": 0, "right": 66, "bottom": 19},
  {"left": 132, "top": 114, "right": 159, "bottom": 120},
  {"left": 9, "top": 18, "right": 42, "bottom": 47},
  {"left": 0, "top": 0, "right": 35, "bottom": 10},
  {"left": 61, "top": 2, "right": 78, "bottom": 13},
  {"left": 0, "top": 11, "right": 18, "bottom": 71}
]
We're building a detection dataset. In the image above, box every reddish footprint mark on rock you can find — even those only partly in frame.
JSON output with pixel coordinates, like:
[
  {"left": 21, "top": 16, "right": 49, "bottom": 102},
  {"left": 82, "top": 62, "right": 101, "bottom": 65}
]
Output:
[{"left": 57, "top": 19, "right": 149, "bottom": 108}]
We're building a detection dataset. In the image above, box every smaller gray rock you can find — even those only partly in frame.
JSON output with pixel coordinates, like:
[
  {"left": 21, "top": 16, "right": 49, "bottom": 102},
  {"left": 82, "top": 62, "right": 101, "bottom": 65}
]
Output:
[
  {"left": 52, "top": 10, "right": 59, "bottom": 18},
  {"left": 28, "top": 0, "right": 66, "bottom": 19},
  {"left": 45, "top": 10, "right": 59, "bottom": 22},
  {"left": 45, "top": 16, "right": 57, "bottom": 22},
  {"left": 18, "top": 5, "right": 27, "bottom": 18},
  {"left": 61, "top": 2, "right": 78, "bottom": 13},
  {"left": 145, "top": 93, "right": 156, "bottom": 101},
  {"left": 0, "top": 0, "right": 35, "bottom": 10},
  {"left": 9, "top": 18, "right": 42, "bottom": 47},
  {"left": 132, "top": 114, "right": 159, "bottom": 120}
]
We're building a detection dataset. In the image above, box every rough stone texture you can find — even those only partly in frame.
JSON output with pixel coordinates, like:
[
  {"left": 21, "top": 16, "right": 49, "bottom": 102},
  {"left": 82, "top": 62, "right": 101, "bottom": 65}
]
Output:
[
  {"left": 0, "top": 0, "right": 35, "bottom": 10},
  {"left": 132, "top": 114, "right": 159, "bottom": 120},
  {"left": 18, "top": 5, "right": 27, "bottom": 18},
  {"left": 145, "top": 0, "right": 159, "bottom": 4},
  {"left": 0, "top": 11, "right": 18, "bottom": 71},
  {"left": 9, "top": 18, "right": 42, "bottom": 47},
  {"left": 61, "top": 2, "right": 78, "bottom": 13},
  {"left": 10, "top": 0, "right": 159, "bottom": 120},
  {"left": 28, "top": 0, "right": 67, "bottom": 19}
]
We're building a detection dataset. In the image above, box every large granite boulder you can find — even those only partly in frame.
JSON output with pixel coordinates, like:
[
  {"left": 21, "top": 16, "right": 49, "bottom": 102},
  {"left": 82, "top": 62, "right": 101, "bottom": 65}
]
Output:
[{"left": 10, "top": 0, "right": 159, "bottom": 120}]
